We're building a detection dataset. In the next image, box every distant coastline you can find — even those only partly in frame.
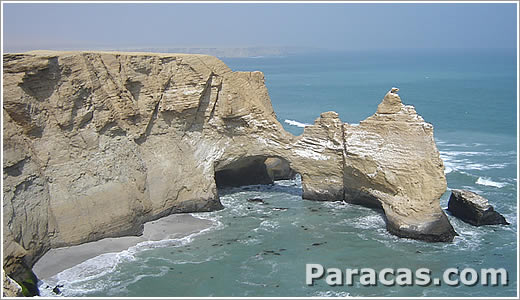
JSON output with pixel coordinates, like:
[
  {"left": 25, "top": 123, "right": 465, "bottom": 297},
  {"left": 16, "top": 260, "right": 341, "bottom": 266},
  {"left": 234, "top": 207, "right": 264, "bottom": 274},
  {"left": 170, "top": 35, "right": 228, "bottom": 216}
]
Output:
[
  {"left": 99, "top": 46, "right": 326, "bottom": 58},
  {"left": 3, "top": 46, "right": 324, "bottom": 58}
]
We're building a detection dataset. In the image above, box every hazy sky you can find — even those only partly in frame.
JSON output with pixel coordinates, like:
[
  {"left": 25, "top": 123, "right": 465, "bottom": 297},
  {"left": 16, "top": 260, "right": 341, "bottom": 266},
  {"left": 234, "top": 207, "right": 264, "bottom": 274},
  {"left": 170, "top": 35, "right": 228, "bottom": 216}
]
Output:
[{"left": 2, "top": 2, "right": 517, "bottom": 52}]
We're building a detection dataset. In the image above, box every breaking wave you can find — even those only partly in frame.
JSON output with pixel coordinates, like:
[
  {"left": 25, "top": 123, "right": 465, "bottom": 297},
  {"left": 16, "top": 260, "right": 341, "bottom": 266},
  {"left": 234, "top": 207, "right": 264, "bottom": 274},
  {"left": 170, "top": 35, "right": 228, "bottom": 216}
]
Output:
[
  {"left": 476, "top": 177, "right": 508, "bottom": 188},
  {"left": 284, "top": 119, "right": 311, "bottom": 128},
  {"left": 439, "top": 150, "right": 510, "bottom": 174}
]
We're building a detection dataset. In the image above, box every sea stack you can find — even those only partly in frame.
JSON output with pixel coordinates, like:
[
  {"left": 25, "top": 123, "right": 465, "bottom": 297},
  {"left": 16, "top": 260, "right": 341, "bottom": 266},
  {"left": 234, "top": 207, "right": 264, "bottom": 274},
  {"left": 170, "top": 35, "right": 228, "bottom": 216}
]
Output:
[
  {"left": 3, "top": 51, "right": 456, "bottom": 290},
  {"left": 448, "top": 189, "right": 509, "bottom": 226},
  {"left": 342, "top": 87, "right": 457, "bottom": 242}
]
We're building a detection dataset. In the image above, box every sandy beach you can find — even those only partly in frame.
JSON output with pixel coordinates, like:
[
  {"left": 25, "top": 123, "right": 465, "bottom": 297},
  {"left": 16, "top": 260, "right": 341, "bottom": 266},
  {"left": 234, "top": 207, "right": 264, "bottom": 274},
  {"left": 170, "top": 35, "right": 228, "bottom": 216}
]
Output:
[{"left": 33, "top": 214, "right": 214, "bottom": 280}]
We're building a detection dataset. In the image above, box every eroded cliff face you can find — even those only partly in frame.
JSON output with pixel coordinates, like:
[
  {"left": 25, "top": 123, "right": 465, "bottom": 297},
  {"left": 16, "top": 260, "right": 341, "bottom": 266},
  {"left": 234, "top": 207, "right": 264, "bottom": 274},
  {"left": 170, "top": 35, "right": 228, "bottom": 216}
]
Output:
[{"left": 3, "top": 51, "right": 455, "bottom": 285}]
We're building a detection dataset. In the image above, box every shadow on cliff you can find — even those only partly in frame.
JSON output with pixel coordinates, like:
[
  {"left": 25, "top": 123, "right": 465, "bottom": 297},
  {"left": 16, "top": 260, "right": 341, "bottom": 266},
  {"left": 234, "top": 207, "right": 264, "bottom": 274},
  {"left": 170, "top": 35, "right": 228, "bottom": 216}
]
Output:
[{"left": 214, "top": 156, "right": 297, "bottom": 189}]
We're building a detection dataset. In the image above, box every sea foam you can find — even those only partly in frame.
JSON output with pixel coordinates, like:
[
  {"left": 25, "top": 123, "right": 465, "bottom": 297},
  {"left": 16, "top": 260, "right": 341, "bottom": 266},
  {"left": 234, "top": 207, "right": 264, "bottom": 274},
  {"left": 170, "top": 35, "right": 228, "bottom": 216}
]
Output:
[
  {"left": 476, "top": 177, "right": 507, "bottom": 188},
  {"left": 439, "top": 150, "right": 510, "bottom": 174}
]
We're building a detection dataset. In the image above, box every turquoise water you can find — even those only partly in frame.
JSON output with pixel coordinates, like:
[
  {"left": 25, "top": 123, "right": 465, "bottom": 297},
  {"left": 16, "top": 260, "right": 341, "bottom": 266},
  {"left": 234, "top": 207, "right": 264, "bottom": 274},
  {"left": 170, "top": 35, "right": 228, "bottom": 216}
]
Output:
[{"left": 39, "top": 50, "right": 517, "bottom": 297}]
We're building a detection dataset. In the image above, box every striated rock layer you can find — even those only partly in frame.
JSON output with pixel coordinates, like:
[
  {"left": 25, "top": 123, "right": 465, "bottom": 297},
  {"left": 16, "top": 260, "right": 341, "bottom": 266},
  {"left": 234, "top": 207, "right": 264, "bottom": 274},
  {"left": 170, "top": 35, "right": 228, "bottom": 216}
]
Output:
[{"left": 3, "top": 51, "right": 455, "bottom": 286}]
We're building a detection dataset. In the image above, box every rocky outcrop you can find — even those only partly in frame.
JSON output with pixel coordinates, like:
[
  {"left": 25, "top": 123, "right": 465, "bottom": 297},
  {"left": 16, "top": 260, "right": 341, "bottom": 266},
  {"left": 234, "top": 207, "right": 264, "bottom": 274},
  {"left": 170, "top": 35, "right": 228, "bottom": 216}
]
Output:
[
  {"left": 2, "top": 273, "right": 23, "bottom": 297},
  {"left": 448, "top": 189, "right": 509, "bottom": 226},
  {"left": 3, "top": 51, "right": 455, "bottom": 289}
]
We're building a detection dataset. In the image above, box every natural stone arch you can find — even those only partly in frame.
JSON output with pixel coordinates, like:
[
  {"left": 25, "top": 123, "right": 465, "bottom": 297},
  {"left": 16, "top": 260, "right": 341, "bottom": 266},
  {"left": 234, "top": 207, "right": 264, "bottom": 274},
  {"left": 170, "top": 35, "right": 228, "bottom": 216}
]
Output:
[{"left": 3, "top": 52, "right": 461, "bottom": 293}]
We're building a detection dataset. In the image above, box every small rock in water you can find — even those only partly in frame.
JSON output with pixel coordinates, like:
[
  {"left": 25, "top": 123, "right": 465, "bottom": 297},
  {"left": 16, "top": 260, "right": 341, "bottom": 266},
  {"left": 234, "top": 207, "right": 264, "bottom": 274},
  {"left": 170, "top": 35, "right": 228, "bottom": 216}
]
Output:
[
  {"left": 260, "top": 250, "right": 282, "bottom": 256},
  {"left": 447, "top": 189, "right": 509, "bottom": 226},
  {"left": 52, "top": 285, "right": 63, "bottom": 295},
  {"left": 247, "top": 198, "right": 268, "bottom": 205},
  {"left": 311, "top": 242, "right": 327, "bottom": 246}
]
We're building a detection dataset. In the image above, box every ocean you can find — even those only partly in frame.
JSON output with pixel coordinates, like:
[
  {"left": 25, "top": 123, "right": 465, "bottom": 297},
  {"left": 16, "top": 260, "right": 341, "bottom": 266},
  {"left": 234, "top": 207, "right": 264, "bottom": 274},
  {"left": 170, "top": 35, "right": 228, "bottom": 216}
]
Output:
[{"left": 39, "top": 49, "right": 517, "bottom": 297}]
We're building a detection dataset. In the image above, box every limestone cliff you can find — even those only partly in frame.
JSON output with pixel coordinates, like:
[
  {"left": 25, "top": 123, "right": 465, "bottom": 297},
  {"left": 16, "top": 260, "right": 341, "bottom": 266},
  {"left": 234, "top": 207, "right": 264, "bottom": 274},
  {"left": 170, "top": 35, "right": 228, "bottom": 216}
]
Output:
[{"left": 2, "top": 51, "right": 455, "bottom": 288}]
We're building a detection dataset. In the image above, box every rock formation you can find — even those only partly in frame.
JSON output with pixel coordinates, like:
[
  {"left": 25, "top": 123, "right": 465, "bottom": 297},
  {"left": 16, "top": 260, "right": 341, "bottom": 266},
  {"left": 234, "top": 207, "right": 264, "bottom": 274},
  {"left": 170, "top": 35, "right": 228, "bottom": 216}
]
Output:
[
  {"left": 2, "top": 273, "right": 23, "bottom": 297},
  {"left": 3, "top": 51, "right": 455, "bottom": 290},
  {"left": 342, "top": 88, "right": 456, "bottom": 241},
  {"left": 448, "top": 189, "right": 509, "bottom": 226},
  {"left": 265, "top": 157, "right": 296, "bottom": 181}
]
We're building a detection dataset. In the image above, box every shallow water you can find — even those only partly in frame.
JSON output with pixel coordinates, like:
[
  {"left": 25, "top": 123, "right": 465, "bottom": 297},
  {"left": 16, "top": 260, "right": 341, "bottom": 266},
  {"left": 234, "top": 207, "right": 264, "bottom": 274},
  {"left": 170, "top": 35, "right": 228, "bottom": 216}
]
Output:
[{"left": 39, "top": 49, "right": 517, "bottom": 297}]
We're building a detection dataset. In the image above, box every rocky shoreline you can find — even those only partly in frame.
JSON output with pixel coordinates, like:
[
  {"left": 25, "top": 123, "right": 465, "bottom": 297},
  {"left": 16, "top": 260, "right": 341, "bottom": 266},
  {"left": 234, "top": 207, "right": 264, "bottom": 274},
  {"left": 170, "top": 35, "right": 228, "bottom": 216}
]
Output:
[{"left": 4, "top": 51, "right": 455, "bottom": 295}]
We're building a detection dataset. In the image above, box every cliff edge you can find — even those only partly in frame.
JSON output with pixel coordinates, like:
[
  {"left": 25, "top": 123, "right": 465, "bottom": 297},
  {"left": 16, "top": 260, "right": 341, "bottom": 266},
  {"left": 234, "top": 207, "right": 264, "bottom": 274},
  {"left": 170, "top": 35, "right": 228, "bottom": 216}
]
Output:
[{"left": 2, "top": 51, "right": 455, "bottom": 291}]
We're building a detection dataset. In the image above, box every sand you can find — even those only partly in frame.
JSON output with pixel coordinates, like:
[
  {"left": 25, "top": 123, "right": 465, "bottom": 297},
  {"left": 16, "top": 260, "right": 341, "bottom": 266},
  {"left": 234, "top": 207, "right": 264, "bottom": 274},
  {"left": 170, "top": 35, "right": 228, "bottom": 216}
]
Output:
[{"left": 32, "top": 214, "right": 213, "bottom": 279}]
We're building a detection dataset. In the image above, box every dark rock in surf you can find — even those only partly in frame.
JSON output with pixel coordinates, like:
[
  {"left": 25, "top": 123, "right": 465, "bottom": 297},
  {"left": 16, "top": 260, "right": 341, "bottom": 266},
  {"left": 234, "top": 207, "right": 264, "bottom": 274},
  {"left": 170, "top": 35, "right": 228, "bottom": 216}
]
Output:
[
  {"left": 52, "top": 285, "right": 62, "bottom": 295},
  {"left": 447, "top": 189, "right": 509, "bottom": 226},
  {"left": 247, "top": 198, "right": 267, "bottom": 204}
]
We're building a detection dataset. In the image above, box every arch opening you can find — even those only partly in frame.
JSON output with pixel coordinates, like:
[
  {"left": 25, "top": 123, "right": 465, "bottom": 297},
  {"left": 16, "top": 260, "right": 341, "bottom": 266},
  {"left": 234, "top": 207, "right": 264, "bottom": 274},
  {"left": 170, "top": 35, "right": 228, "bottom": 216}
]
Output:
[{"left": 214, "top": 156, "right": 296, "bottom": 189}]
